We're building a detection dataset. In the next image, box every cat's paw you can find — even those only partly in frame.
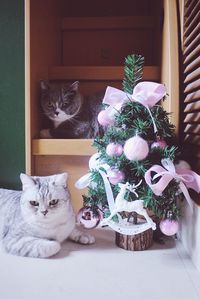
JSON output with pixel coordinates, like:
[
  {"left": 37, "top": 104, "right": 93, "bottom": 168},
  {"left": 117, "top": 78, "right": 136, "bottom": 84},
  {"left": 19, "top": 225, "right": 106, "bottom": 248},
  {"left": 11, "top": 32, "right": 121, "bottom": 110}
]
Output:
[
  {"left": 39, "top": 240, "right": 61, "bottom": 258},
  {"left": 78, "top": 234, "right": 95, "bottom": 245},
  {"left": 6, "top": 237, "right": 61, "bottom": 258},
  {"left": 69, "top": 228, "right": 95, "bottom": 245},
  {"left": 40, "top": 129, "right": 52, "bottom": 138}
]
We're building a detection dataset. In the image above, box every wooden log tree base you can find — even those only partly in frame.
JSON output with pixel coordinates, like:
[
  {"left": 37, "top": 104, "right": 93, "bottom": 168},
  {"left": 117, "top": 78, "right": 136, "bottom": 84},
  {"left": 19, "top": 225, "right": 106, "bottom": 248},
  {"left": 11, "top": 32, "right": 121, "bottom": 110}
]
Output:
[{"left": 115, "top": 228, "right": 153, "bottom": 251}]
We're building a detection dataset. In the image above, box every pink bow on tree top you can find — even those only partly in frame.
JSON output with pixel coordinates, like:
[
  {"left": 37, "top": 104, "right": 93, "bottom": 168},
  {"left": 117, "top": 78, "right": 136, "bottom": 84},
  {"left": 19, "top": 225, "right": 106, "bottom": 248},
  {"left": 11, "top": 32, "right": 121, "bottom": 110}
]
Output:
[
  {"left": 102, "top": 81, "right": 167, "bottom": 132},
  {"left": 144, "top": 159, "right": 200, "bottom": 212},
  {"left": 132, "top": 81, "right": 167, "bottom": 108}
]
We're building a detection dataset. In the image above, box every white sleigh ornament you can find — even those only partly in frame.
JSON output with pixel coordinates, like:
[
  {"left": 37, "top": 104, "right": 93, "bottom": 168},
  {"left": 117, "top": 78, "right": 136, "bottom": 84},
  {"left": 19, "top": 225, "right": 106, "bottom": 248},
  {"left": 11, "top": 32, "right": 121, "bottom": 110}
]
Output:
[{"left": 101, "top": 182, "right": 156, "bottom": 235}]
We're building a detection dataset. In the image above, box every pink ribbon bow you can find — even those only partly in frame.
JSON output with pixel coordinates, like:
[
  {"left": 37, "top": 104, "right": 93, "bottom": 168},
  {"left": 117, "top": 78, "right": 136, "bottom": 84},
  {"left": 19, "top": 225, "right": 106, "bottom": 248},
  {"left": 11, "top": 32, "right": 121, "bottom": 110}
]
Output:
[
  {"left": 102, "top": 81, "right": 166, "bottom": 132},
  {"left": 144, "top": 159, "right": 200, "bottom": 212},
  {"left": 132, "top": 81, "right": 167, "bottom": 108}
]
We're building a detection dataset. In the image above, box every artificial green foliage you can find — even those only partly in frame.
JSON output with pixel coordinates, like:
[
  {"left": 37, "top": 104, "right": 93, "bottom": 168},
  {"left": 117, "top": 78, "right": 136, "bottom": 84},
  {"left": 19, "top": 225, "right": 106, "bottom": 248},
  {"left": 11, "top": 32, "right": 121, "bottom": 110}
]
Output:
[
  {"left": 123, "top": 54, "right": 144, "bottom": 93},
  {"left": 81, "top": 53, "right": 181, "bottom": 221}
]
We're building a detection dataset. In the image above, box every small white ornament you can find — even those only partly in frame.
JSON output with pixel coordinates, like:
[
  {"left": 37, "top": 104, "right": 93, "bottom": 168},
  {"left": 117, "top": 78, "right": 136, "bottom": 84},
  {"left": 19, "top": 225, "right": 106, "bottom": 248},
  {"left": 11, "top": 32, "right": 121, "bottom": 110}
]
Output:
[
  {"left": 102, "top": 217, "right": 154, "bottom": 235},
  {"left": 101, "top": 181, "right": 156, "bottom": 233},
  {"left": 75, "top": 153, "right": 110, "bottom": 189},
  {"left": 89, "top": 153, "right": 104, "bottom": 170},
  {"left": 75, "top": 153, "right": 116, "bottom": 211},
  {"left": 124, "top": 136, "right": 149, "bottom": 161}
]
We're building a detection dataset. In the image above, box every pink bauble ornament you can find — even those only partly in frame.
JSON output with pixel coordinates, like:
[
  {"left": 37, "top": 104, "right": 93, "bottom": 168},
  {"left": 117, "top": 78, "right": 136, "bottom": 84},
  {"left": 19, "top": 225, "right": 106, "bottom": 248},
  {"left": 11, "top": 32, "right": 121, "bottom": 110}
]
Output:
[
  {"left": 159, "top": 219, "right": 179, "bottom": 236},
  {"left": 106, "top": 143, "right": 123, "bottom": 157},
  {"left": 97, "top": 110, "right": 114, "bottom": 127},
  {"left": 124, "top": 136, "right": 149, "bottom": 161},
  {"left": 76, "top": 207, "right": 102, "bottom": 229},
  {"left": 175, "top": 160, "right": 191, "bottom": 171},
  {"left": 107, "top": 169, "right": 125, "bottom": 185},
  {"left": 151, "top": 140, "right": 167, "bottom": 149}
]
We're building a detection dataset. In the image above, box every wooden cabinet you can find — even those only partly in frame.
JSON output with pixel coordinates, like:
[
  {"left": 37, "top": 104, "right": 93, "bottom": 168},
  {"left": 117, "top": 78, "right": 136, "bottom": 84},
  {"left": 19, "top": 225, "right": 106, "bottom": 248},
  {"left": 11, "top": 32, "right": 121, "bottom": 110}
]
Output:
[{"left": 25, "top": 0, "right": 172, "bottom": 211}]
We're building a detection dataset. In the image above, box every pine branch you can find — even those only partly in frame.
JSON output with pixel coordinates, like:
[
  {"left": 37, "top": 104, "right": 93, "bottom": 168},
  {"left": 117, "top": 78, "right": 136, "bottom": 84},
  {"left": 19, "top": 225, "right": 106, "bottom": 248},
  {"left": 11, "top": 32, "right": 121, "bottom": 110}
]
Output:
[{"left": 122, "top": 54, "right": 144, "bottom": 93}]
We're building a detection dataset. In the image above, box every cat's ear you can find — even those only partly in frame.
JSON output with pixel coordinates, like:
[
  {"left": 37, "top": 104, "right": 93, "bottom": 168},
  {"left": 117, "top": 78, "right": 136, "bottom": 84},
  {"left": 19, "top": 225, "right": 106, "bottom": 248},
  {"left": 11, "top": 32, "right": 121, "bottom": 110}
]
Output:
[
  {"left": 40, "top": 80, "right": 49, "bottom": 91},
  {"left": 20, "top": 173, "right": 36, "bottom": 190},
  {"left": 62, "top": 81, "right": 79, "bottom": 96},
  {"left": 69, "top": 81, "right": 79, "bottom": 92},
  {"left": 54, "top": 172, "right": 68, "bottom": 187}
]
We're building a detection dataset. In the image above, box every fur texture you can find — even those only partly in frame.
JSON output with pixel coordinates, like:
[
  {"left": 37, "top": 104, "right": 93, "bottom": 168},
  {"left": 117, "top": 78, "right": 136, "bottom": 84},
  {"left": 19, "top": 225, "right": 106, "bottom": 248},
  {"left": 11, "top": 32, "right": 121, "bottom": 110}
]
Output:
[
  {"left": 40, "top": 81, "right": 104, "bottom": 139},
  {"left": 0, "top": 173, "right": 94, "bottom": 258}
]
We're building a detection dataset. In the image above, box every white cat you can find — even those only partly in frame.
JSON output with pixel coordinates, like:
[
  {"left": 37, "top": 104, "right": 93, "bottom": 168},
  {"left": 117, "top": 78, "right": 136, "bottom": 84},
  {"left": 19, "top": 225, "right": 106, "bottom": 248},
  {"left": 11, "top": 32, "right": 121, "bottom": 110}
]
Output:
[{"left": 0, "top": 173, "right": 95, "bottom": 258}]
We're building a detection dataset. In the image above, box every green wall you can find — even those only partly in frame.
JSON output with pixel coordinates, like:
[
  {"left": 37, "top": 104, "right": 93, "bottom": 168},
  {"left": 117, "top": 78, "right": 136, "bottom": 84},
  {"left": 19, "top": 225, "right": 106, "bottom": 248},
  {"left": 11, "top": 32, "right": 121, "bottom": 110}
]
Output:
[{"left": 0, "top": 0, "right": 25, "bottom": 189}]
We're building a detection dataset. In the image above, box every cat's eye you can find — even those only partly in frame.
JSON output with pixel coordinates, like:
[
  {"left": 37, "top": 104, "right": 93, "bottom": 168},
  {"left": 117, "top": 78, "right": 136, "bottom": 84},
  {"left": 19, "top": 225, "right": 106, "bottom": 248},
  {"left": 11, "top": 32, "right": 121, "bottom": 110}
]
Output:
[
  {"left": 30, "top": 201, "right": 39, "bottom": 206},
  {"left": 62, "top": 102, "right": 69, "bottom": 108},
  {"left": 49, "top": 199, "right": 59, "bottom": 206},
  {"left": 47, "top": 102, "right": 54, "bottom": 108}
]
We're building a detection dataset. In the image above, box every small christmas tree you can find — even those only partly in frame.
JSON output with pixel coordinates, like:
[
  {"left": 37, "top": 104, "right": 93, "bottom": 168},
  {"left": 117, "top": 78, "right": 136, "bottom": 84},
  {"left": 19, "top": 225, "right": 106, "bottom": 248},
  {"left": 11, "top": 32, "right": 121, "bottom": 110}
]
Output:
[{"left": 76, "top": 54, "right": 199, "bottom": 250}]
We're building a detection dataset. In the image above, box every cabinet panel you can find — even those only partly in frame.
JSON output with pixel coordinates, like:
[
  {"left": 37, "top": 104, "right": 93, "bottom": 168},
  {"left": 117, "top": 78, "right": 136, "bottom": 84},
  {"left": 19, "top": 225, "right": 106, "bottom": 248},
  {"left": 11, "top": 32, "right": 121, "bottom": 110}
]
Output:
[
  {"left": 0, "top": 0, "right": 25, "bottom": 189},
  {"left": 63, "top": 29, "right": 154, "bottom": 66}
]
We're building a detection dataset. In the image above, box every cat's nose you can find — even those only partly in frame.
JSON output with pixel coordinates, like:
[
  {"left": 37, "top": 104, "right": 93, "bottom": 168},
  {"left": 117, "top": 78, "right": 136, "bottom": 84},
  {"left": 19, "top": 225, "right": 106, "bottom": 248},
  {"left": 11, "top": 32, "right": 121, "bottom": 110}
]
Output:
[
  {"left": 55, "top": 111, "right": 59, "bottom": 116},
  {"left": 41, "top": 210, "right": 48, "bottom": 216}
]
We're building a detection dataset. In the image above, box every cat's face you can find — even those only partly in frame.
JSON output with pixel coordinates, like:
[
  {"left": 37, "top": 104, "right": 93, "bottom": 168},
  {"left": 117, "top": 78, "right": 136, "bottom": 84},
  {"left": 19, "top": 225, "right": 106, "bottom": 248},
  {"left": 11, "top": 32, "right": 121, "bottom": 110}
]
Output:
[
  {"left": 20, "top": 173, "right": 72, "bottom": 225},
  {"left": 40, "top": 81, "right": 83, "bottom": 126}
]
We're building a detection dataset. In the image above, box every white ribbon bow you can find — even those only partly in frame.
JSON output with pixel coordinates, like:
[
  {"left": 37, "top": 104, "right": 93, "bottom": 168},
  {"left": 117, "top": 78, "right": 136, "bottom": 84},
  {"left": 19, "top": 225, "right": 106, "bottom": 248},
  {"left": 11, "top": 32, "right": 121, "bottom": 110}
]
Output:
[
  {"left": 75, "top": 153, "right": 115, "bottom": 211},
  {"left": 145, "top": 158, "right": 194, "bottom": 212}
]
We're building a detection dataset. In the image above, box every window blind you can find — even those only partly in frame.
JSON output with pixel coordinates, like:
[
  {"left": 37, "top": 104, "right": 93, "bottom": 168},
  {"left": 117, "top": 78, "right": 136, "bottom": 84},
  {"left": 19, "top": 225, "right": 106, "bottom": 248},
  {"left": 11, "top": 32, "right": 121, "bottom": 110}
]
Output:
[{"left": 181, "top": 0, "right": 200, "bottom": 172}]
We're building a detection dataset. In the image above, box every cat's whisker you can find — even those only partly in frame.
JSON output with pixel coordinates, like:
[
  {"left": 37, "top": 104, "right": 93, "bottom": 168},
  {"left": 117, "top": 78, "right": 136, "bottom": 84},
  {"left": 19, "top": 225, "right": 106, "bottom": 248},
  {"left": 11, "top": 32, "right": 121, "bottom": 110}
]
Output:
[{"left": 68, "top": 117, "right": 79, "bottom": 124}]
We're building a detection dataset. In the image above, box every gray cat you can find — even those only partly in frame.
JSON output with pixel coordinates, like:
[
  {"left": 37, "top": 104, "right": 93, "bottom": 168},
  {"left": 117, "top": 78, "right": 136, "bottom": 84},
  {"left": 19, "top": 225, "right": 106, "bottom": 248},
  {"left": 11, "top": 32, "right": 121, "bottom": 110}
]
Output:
[
  {"left": 0, "top": 173, "right": 95, "bottom": 258},
  {"left": 40, "top": 81, "right": 104, "bottom": 139}
]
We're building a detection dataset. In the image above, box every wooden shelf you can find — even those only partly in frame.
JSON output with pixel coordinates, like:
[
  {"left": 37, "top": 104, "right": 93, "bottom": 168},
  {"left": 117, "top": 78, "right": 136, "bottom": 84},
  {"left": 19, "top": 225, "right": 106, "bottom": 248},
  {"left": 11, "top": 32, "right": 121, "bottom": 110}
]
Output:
[
  {"left": 32, "top": 139, "right": 96, "bottom": 156},
  {"left": 62, "top": 16, "right": 155, "bottom": 30},
  {"left": 49, "top": 66, "right": 160, "bottom": 81}
]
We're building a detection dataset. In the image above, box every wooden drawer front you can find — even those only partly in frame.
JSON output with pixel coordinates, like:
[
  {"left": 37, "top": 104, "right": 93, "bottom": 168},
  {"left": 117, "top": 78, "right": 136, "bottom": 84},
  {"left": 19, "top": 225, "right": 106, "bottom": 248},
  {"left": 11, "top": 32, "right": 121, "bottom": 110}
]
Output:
[{"left": 63, "top": 29, "right": 154, "bottom": 66}]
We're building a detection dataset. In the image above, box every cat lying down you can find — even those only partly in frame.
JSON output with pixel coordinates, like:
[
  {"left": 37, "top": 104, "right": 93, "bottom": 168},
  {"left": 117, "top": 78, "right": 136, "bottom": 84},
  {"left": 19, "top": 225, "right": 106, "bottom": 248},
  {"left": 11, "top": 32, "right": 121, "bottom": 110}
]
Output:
[
  {"left": 40, "top": 81, "right": 104, "bottom": 139},
  {"left": 0, "top": 173, "right": 95, "bottom": 258}
]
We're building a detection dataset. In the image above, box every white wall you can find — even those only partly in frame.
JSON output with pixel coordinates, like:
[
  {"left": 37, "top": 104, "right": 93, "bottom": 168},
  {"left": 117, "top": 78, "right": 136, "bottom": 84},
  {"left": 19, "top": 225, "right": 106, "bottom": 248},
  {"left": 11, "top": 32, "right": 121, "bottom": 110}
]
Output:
[{"left": 179, "top": 201, "right": 200, "bottom": 272}]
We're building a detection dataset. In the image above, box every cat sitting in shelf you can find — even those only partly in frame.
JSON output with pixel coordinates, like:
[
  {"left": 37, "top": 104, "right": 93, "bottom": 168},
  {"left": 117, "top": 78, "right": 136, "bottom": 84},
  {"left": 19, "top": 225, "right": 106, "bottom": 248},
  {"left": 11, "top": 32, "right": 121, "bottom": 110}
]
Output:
[
  {"left": 40, "top": 81, "right": 104, "bottom": 139},
  {"left": 0, "top": 173, "right": 95, "bottom": 258}
]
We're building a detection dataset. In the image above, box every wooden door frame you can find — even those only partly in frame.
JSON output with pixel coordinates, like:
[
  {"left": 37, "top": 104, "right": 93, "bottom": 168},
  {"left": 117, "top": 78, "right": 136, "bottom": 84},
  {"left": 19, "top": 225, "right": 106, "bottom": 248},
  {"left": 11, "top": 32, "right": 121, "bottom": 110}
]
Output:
[{"left": 25, "top": 0, "right": 31, "bottom": 175}]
